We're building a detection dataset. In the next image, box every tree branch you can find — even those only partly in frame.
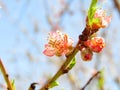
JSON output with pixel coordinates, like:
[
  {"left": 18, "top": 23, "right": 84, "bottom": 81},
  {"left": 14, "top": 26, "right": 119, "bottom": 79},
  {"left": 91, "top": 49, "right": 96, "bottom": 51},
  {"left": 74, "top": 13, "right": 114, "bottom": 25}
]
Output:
[
  {"left": 113, "top": 0, "right": 120, "bottom": 15},
  {"left": 0, "top": 59, "right": 13, "bottom": 90},
  {"left": 80, "top": 71, "right": 100, "bottom": 90}
]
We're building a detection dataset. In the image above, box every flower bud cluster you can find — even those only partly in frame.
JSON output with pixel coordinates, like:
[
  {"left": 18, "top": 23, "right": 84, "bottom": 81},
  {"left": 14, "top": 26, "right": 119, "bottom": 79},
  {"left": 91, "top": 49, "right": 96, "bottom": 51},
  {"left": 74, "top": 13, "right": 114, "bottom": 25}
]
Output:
[
  {"left": 43, "top": 8, "right": 111, "bottom": 62},
  {"left": 80, "top": 8, "right": 111, "bottom": 61},
  {"left": 87, "top": 9, "right": 111, "bottom": 30},
  {"left": 80, "top": 37, "right": 105, "bottom": 61}
]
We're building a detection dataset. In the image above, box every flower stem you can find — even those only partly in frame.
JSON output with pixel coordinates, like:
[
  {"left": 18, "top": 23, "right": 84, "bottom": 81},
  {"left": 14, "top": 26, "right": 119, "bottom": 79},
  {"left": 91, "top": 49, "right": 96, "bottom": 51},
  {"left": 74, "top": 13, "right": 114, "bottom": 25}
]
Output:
[
  {"left": 40, "top": 43, "right": 79, "bottom": 90},
  {"left": 0, "top": 59, "right": 13, "bottom": 90}
]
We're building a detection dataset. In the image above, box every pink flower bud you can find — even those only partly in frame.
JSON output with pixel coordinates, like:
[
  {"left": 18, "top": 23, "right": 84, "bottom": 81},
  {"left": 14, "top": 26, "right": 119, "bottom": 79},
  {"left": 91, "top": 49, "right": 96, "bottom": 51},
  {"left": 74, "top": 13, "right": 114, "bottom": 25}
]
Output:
[
  {"left": 94, "top": 9, "right": 111, "bottom": 28},
  {"left": 43, "top": 31, "right": 73, "bottom": 57},
  {"left": 87, "top": 9, "right": 112, "bottom": 30},
  {"left": 81, "top": 48, "right": 93, "bottom": 61},
  {"left": 84, "top": 37, "right": 105, "bottom": 53}
]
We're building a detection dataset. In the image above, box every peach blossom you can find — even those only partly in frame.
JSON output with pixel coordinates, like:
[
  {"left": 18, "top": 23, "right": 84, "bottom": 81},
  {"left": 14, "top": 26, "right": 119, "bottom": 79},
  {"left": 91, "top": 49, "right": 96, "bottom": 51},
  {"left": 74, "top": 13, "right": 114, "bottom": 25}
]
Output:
[{"left": 43, "top": 31, "right": 73, "bottom": 56}]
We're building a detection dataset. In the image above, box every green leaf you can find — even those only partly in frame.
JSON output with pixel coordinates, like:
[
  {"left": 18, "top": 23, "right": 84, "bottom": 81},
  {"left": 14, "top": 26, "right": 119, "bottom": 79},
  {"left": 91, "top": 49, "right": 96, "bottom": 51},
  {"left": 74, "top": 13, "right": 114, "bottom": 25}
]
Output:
[
  {"left": 68, "top": 57, "right": 76, "bottom": 70},
  {"left": 92, "top": 18, "right": 100, "bottom": 24},
  {"left": 98, "top": 69, "right": 104, "bottom": 89},
  {"left": 88, "top": 0, "right": 98, "bottom": 26},
  {"left": 11, "top": 79, "right": 16, "bottom": 90},
  {"left": 49, "top": 81, "right": 59, "bottom": 88}
]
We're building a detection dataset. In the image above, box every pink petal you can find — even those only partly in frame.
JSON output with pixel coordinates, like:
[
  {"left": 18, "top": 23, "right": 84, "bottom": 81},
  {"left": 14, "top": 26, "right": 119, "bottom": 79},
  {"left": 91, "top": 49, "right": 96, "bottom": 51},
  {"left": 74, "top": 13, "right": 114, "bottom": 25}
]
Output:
[
  {"left": 43, "top": 49, "right": 55, "bottom": 57},
  {"left": 68, "top": 38, "right": 73, "bottom": 46},
  {"left": 43, "top": 44, "right": 56, "bottom": 56}
]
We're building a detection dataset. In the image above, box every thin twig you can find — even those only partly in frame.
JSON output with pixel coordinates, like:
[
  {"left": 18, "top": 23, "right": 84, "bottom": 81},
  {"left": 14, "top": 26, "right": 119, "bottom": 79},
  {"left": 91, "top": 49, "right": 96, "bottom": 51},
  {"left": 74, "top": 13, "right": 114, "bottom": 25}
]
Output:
[
  {"left": 80, "top": 71, "right": 100, "bottom": 90},
  {"left": 0, "top": 59, "right": 13, "bottom": 90}
]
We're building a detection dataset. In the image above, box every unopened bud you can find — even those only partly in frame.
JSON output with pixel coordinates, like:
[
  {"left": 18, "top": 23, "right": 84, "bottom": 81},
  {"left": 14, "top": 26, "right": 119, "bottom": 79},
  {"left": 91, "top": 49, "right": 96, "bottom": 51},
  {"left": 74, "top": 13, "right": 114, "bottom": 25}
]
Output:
[{"left": 81, "top": 48, "right": 93, "bottom": 61}]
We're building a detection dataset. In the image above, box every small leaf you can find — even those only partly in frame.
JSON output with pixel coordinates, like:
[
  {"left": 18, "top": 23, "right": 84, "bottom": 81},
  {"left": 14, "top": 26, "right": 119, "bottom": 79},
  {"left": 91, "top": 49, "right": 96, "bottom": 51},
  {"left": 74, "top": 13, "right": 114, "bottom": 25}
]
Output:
[
  {"left": 49, "top": 81, "right": 59, "bottom": 88},
  {"left": 11, "top": 79, "right": 16, "bottom": 90},
  {"left": 98, "top": 69, "right": 104, "bottom": 89},
  {"left": 68, "top": 57, "right": 76, "bottom": 70},
  {"left": 88, "top": 0, "right": 98, "bottom": 26},
  {"left": 92, "top": 18, "right": 100, "bottom": 24}
]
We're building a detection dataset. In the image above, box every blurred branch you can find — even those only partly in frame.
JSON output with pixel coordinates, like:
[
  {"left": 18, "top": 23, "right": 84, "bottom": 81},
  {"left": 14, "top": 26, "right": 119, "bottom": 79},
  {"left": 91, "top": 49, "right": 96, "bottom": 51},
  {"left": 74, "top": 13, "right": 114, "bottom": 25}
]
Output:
[
  {"left": 21, "top": 28, "right": 41, "bottom": 53},
  {"left": 14, "top": 0, "right": 30, "bottom": 24},
  {"left": 113, "top": 0, "right": 120, "bottom": 15},
  {"left": 43, "top": 0, "right": 73, "bottom": 31},
  {"left": 115, "top": 77, "right": 120, "bottom": 89},
  {"left": 67, "top": 73, "right": 80, "bottom": 90},
  {"left": 43, "top": 0, "right": 52, "bottom": 26},
  {"left": 57, "top": 0, "right": 74, "bottom": 25},
  {"left": 80, "top": 71, "right": 100, "bottom": 90},
  {"left": 0, "top": 0, "right": 8, "bottom": 14}
]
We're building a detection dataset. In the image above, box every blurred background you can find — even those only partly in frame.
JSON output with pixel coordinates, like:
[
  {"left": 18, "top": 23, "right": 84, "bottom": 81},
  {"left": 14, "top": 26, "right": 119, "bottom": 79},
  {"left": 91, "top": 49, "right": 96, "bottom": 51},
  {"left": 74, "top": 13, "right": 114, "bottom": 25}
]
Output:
[{"left": 0, "top": 0, "right": 120, "bottom": 90}]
